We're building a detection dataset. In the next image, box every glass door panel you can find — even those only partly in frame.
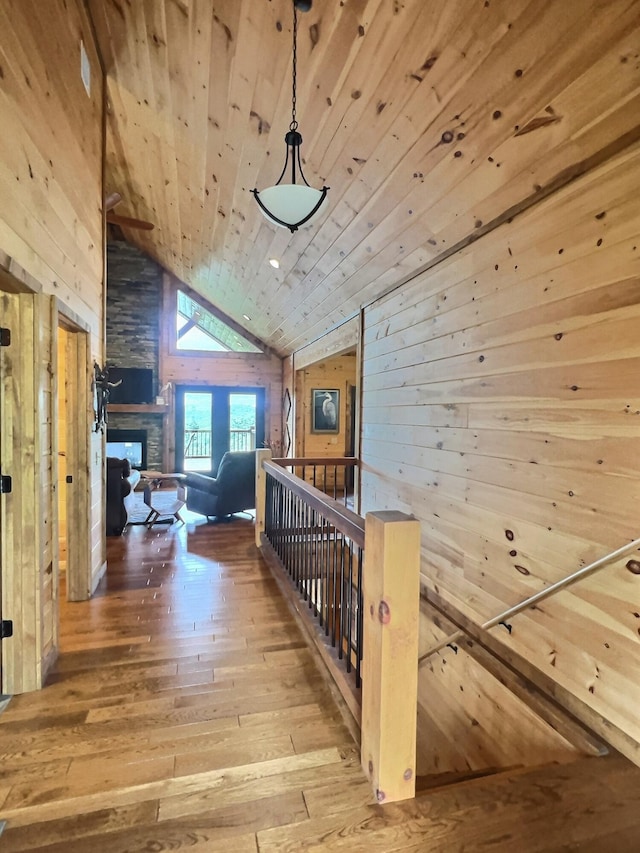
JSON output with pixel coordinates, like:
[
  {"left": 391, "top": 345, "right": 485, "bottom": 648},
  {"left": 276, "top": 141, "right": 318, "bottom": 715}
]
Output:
[
  {"left": 182, "top": 391, "right": 213, "bottom": 472},
  {"left": 176, "top": 385, "right": 266, "bottom": 475},
  {"left": 229, "top": 393, "right": 257, "bottom": 451}
]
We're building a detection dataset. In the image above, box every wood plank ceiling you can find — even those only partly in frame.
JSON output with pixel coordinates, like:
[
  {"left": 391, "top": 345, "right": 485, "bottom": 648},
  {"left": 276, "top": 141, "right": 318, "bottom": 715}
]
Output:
[{"left": 87, "top": 0, "right": 640, "bottom": 355}]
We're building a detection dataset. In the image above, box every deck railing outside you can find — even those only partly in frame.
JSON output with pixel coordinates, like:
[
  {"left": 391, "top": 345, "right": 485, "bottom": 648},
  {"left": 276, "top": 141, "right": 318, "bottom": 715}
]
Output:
[
  {"left": 230, "top": 427, "right": 256, "bottom": 452},
  {"left": 184, "top": 428, "right": 211, "bottom": 460},
  {"left": 184, "top": 427, "right": 256, "bottom": 461}
]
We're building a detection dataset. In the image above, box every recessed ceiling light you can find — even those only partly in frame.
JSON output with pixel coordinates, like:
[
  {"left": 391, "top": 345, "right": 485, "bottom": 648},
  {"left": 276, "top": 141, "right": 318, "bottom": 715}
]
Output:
[
  {"left": 269, "top": 258, "right": 280, "bottom": 269},
  {"left": 243, "top": 314, "right": 251, "bottom": 322}
]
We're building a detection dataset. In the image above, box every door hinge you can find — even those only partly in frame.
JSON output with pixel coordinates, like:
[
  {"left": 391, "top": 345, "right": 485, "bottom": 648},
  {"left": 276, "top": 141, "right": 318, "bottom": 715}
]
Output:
[
  {"left": 0, "top": 620, "right": 13, "bottom": 639},
  {"left": 0, "top": 474, "right": 11, "bottom": 494},
  {"left": 0, "top": 327, "right": 10, "bottom": 347}
]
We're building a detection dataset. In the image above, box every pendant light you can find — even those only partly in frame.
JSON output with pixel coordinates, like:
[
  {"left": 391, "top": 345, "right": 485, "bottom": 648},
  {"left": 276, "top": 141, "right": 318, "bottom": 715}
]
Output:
[{"left": 251, "top": 0, "right": 329, "bottom": 233}]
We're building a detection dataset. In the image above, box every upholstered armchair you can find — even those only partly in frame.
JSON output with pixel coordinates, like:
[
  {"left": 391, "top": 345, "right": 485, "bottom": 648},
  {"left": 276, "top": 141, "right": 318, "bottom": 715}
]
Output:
[
  {"left": 185, "top": 450, "right": 256, "bottom": 521},
  {"left": 106, "top": 457, "right": 141, "bottom": 535}
]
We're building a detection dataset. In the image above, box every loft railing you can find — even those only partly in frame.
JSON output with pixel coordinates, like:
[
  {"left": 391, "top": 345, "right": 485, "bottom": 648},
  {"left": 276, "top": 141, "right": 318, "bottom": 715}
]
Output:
[
  {"left": 272, "top": 456, "right": 357, "bottom": 506},
  {"left": 255, "top": 449, "right": 421, "bottom": 804},
  {"left": 264, "top": 457, "right": 365, "bottom": 687},
  {"left": 418, "top": 535, "right": 640, "bottom": 665}
]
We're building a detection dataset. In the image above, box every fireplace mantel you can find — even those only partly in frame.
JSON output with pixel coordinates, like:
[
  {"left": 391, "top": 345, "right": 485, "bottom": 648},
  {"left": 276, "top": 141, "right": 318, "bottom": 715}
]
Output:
[{"left": 107, "top": 404, "right": 169, "bottom": 414}]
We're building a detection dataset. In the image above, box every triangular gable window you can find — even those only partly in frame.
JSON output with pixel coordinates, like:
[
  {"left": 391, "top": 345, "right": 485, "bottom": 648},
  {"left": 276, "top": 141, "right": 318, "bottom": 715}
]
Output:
[{"left": 176, "top": 291, "right": 262, "bottom": 353}]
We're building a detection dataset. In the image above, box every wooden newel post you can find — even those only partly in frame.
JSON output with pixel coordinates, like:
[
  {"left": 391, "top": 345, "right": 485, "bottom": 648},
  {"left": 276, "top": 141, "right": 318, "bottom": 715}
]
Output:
[
  {"left": 255, "top": 448, "right": 272, "bottom": 548},
  {"left": 361, "top": 510, "right": 421, "bottom": 803}
]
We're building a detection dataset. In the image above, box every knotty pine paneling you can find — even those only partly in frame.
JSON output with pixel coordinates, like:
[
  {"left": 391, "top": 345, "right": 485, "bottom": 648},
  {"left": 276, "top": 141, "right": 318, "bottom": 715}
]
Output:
[
  {"left": 360, "top": 142, "right": 640, "bottom": 748},
  {"left": 295, "top": 355, "right": 357, "bottom": 459},
  {"left": 0, "top": 0, "right": 106, "bottom": 633},
  {"left": 294, "top": 317, "right": 360, "bottom": 371},
  {"left": 88, "top": 0, "right": 640, "bottom": 353},
  {"left": 417, "top": 640, "right": 583, "bottom": 776},
  {"left": 159, "top": 273, "right": 284, "bottom": 463},
  {"left": 291, "top": 315, "right": 360, "bottom": 464},
  {"left": 295, "top": 354, "right": 357, "bottom": 490},
  {"left": 0, "top": 0, "right": 103, "bottom": 328}
]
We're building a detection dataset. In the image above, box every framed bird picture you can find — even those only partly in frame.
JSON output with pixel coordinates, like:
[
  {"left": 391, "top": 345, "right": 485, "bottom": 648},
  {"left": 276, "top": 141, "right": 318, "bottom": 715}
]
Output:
[{"left": 311, "top": 389, "right": 340, "bottom": 433}]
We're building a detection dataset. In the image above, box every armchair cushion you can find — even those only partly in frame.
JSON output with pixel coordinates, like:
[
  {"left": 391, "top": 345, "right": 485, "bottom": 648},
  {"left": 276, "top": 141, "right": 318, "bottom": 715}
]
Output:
[{"left": 185, "top": 450, "right": 256, "bottom": 519}]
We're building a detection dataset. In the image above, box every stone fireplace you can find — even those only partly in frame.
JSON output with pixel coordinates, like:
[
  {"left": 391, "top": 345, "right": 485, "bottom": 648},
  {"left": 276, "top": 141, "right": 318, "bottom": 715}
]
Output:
[{"left": 106, "top": 428, "right": 148, "bottom": 470}]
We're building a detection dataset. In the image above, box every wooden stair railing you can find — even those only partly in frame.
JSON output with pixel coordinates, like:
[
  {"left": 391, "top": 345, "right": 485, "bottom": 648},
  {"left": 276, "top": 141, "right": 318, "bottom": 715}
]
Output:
[{"left": 255, "top": 449, "right": 421, "bottom": 804}]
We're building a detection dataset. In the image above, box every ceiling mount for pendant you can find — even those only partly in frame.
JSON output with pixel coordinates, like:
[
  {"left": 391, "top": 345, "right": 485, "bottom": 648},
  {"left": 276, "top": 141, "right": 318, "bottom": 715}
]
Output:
[{"left": 251, "top": 0, "right": 329, "bottom": 233}]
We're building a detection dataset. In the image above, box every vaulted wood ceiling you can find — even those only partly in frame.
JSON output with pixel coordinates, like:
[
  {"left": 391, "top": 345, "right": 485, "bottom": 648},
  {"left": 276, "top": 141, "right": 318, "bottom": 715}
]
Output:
[{"left": 87, "top": 0, "right": 640, "bottom": 355}]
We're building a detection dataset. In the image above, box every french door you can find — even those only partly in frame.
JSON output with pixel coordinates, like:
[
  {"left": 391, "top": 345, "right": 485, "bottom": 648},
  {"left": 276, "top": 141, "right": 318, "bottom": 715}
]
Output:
[{"left": 175, "top": 385, "right": 265, "bottom": 475}]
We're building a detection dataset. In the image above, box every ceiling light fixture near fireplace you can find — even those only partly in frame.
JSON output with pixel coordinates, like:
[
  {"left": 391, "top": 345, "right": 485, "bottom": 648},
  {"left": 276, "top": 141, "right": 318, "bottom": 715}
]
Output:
[{"left": 251, "top": 0, "right": 329, "bottom": 233}]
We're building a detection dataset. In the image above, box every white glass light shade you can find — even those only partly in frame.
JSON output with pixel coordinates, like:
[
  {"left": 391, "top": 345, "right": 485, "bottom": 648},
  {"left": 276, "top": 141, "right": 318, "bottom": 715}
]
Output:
[{"left": 257, "top": 184, "right": 326, "bottom": 230}]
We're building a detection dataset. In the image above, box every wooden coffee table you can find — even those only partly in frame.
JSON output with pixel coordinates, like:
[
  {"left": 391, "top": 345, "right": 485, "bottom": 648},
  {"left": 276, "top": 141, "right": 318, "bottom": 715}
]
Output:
[{"left": 139, "top": 471, "right": 187, "bottom": 527}]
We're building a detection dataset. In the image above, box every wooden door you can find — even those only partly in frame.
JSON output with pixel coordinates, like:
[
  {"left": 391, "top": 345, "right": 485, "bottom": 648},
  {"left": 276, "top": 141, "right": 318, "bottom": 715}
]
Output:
[
  {"left": 59, "top": 321, "right": 92, "bottom": 602},
  {"left": 0, "top": 292, "right": 53, "bottom": 692},
  {"left": 0, "top": 322, "right": 8, "bottom": 690}
]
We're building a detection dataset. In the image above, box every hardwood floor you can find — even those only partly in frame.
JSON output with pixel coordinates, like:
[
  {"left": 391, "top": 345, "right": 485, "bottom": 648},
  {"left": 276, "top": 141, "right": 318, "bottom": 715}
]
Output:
[{"left": 1, "top": 518, "right": 640, "bottom": 851}]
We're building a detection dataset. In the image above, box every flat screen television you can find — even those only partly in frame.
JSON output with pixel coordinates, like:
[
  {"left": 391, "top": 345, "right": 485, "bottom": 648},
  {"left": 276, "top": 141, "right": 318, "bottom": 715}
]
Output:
[{"left": 107, "top": 367, "right": 154, "bottom": 404}]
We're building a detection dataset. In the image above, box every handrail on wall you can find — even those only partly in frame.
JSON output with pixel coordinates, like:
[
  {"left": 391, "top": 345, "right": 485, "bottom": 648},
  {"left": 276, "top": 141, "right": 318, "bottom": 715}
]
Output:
[{"left": 418, "top": 535, "right": 640, "bottom": 666}]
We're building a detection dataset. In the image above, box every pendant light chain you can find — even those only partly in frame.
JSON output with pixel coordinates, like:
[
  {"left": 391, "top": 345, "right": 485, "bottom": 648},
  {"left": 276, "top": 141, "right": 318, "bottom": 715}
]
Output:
[
  {"left": 251, "top": 0, "right": 329, "bottom": 233},
  {"left": 290, "top": 1, "right": 298, "bottom": 131}
]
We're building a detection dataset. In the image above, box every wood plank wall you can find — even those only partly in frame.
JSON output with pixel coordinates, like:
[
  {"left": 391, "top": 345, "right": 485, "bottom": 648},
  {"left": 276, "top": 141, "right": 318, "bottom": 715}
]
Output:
[
  {"left": 417, "top": 649, "right": 584, "bottom": 775},
  {"left": 0, "top": 0, "right": 104, "bottom": 325},
  {"left": 295, "top": 355, "right": 357, "bottom": 457},
  {"left": 291, "top": 316, "right": 360, "bottom": 465},
  {"left": 294, "top": 317, "right": 360, "bottom": 371},
  {"left": 0, "top": 0, "right": 105, "bottom": 690},
  {"left": 295, "top": 354, "right": 357, "bottom": 490},
  {"left": 360, "top": 142, "right": 640, "bottom": 751},
  {"left": 87, "top": 0, "right": 640, "bottom": 354},
  {"left": 160, "top": 275, "right": 283, "bottom": 466}
]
